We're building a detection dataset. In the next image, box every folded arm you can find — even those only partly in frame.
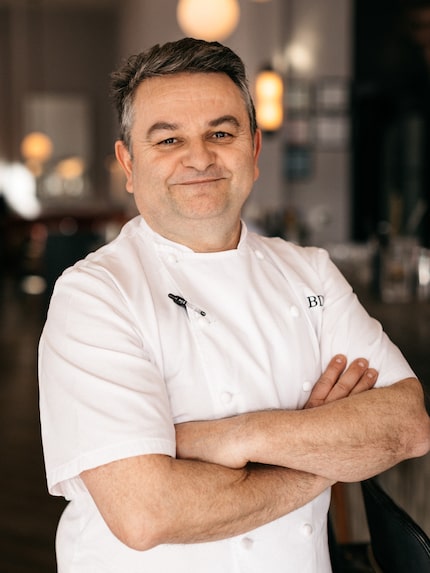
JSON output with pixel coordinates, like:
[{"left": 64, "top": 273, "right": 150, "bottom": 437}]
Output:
[
  {"left": 82, "top": 454, "right": 332, "bottom": 551},
  {"left": 81, "top": 355, "right": 366, "bottom": 551},
  {"left": 176, "top": 371, "right": 430, "bottom": 482}
]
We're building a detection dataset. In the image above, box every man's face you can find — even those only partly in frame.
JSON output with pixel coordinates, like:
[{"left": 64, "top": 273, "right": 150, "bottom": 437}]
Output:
[{"left": 115, "top": 72, "right": 261, "bottom": 250}]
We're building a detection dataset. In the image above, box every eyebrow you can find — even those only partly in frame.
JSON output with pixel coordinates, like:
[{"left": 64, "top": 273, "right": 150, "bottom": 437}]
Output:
[
  {"left": 208, "top": 115, "right": 241, "bottom": 129},
  {"left": 146, "top": 115, "right": 242, "bottom": 138},
  {"left": 147, "top": 121, "right": 178, "bottom": 138}
]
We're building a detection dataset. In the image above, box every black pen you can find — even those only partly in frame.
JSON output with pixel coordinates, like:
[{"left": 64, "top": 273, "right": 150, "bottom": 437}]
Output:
[{"left": 168, "top": 293, "right": 206, "bottom": 316}]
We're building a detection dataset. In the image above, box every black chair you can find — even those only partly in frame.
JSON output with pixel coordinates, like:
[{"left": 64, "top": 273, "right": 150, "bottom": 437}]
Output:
[{"left": 361, "top": 477, "right": 430, "bottom": 572}]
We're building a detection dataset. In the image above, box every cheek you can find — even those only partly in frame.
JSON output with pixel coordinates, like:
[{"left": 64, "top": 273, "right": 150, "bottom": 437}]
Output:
[
  {"left": 132, "top": 158, "right": 160, "bottom": 191},
  {"left": 132, "top": 167, "right": 172, "bottom": 212}
]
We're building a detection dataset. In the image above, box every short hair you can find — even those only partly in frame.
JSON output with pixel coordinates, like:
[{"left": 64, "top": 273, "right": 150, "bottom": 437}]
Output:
[{"left": 110, "top": 37, "right": 257, "bottom": 150}]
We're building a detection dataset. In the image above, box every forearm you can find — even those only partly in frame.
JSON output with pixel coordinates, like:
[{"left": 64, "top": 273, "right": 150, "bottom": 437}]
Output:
[
  {"left": 81, "top": 454, "right": 332, "bottom": 551},
  {"left": 247, "top": 378, "right": 430, "bottom": 481},
  {"left": 154, "top": 459, "right": 332, "bottom": 545},
  {"left": 177, "top": 379, "right": 430, "bottom": 483}
]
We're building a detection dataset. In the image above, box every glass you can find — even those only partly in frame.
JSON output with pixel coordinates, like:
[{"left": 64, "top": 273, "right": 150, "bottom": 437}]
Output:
[{"left": 417, "top": 248, "right": 430, "bottom": 302}]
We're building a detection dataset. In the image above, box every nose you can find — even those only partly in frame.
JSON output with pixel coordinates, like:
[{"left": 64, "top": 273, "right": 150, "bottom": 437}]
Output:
[{"left": 181, "top": 139, "right": 215, "bottom": 171}]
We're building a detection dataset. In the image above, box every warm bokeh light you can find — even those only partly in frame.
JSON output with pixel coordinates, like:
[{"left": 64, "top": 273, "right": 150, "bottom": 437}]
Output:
[
  {"left": 177, "top": 0, "right": 240, "bottom": 41},
  {"left": 256, "top": 70, "right": 283, "bottom": 99},
  {"left": 255, "top": 69, "right": 284, "bottom": 132},
  {"left": 287, "top": 43, "right": 313, "bottom": 73},
  {"left": 55, "top": 156, "right": 85, "bottom": 180},
  {"left": 20, "top": 131, "right": 53, "bottom": 163}
]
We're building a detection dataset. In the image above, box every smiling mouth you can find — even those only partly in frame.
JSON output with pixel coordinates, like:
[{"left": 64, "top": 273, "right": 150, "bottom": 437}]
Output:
[{"left": 177, "top": 177, "right": 223, "bottom": 186}]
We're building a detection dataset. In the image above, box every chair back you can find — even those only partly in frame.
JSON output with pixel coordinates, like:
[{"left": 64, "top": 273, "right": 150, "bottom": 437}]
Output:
[{"left": 361, "top": 477, "right": 430, "bottom": 573}]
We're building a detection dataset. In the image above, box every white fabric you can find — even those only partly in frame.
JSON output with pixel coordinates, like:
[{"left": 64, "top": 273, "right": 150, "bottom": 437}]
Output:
[{"left": 39, "top": 215, "right": 415, "bottom": 572}]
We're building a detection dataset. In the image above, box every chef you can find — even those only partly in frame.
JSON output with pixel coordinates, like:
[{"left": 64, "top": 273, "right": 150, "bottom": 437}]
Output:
[{"left": 39, "top": 37, "right": 430, "bottom": 572}]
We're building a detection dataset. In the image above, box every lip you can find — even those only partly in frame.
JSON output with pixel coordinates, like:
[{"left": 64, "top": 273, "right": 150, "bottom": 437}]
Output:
[{"left": 174, "top": 177, "right": 224, "bottom": 186}]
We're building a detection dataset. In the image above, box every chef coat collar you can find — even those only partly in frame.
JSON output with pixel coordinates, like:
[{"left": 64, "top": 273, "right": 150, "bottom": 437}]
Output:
[{"left": 138, "top": 215, "right": 249, "bottom": 254}]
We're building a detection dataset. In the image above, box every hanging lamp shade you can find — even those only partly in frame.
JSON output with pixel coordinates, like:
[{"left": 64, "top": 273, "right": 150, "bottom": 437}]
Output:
[
  {"left": 177, "top": 0, "right": 240, "bottom": 42},
  {"left": 255, "top": 69, "right": 284, "bottom": 132}
]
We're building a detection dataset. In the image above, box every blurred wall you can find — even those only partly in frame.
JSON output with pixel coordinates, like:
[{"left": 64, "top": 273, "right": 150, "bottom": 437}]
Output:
[
  {"left": 0, "top": 1, "right": 119, "bottom": 202},
  {"left": 284, "top": 0, "right": 352, "bottom": 246}
]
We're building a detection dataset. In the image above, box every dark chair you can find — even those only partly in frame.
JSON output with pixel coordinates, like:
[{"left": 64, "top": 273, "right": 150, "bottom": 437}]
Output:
[{"left": 361, "top": 477, "right": 430, "bottom": 572}]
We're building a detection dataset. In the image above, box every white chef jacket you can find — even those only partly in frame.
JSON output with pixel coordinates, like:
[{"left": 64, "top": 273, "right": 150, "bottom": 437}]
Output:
[{"left": 39, "top": 215, "right": 415, "bottom": 573}]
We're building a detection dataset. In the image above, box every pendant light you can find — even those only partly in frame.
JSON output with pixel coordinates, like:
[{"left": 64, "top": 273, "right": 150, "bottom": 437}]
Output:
[
  {"left": 255, "top": 68, "right": 284, "bottom": 133},
  {"left": 177, "top": 0, "right": 240, "bottom": 42}
]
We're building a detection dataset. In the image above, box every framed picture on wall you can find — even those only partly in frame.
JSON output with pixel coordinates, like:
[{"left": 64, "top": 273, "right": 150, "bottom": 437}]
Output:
[{"left": 23, "top": 92, "right": 93, "bottom": 201}]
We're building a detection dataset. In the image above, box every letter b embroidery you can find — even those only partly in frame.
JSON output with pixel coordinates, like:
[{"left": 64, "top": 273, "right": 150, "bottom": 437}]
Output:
[{"left": 307, "top": 295, "right": 324, "bottom": 308}]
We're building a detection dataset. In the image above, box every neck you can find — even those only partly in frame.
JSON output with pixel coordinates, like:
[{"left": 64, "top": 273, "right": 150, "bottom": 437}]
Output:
[{"left": 145, "top": 216, "right": 242, "bottom": 252}]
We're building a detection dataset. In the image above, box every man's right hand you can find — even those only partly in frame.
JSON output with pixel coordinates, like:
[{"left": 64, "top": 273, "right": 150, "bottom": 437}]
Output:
[{"left": 304, "top": 355, "right": 378, "bottom": 409}]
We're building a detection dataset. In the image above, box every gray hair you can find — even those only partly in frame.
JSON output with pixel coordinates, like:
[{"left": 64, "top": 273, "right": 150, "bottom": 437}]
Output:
[{"left": 110, "top": 37, "right": 257, "bottom": 150}]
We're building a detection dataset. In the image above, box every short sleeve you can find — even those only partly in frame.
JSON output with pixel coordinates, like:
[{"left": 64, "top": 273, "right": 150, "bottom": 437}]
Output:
[
  {"left": 314, "top": 248, "right": 416, "bottom": 386},
  {"left": 38, "top": 263, "right": 176, "bottom": 499}
]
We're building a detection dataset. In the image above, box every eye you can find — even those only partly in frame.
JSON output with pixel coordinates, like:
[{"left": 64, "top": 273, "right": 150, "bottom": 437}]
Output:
[
  {"left": 158, "top": 137, "right": 177, "bottom": 145},
  {"left": 212, "top": 131, "right": 232, "bottom": 140}
]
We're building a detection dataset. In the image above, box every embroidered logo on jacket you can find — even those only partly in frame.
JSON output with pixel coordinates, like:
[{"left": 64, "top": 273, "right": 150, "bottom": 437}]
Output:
[{"left": 307, "top": 295, "right": 324, "bottom": 308}]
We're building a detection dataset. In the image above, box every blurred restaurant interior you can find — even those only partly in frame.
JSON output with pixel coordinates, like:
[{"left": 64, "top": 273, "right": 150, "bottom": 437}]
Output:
[{"left": 1, "top": 0, "right": 430, "bottom": 570}]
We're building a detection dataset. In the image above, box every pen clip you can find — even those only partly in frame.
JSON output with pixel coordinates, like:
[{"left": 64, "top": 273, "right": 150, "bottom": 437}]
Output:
[{"left": 168, "top": 293, "right": 207, "bottom": 317}]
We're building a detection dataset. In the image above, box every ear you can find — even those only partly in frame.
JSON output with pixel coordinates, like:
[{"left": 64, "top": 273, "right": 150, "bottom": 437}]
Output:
[
  {"left": 252, "top": 128, "right": 262, "bottom": 181},
  {"left": 115, "top": 140, "right": 133, "bottom": 194}
]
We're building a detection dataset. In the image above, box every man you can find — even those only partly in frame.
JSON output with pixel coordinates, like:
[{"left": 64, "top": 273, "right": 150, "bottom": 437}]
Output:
[{"left": 39, "top": 38, "right": 430, "bottom": 572}]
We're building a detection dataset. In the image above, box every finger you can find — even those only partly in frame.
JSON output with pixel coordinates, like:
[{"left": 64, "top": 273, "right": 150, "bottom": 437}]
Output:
[
  {"left": 325, "top": 358, "right": 369, "bottom": 402},
  {"left": 350, "top": 368, "right": 378, "bottom": 395},
  {"left": 304, "top": 355, "right": 347, "bottom": 409}
]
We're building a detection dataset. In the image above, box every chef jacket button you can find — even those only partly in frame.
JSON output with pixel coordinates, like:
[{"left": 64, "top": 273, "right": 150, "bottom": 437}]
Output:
[
  {"left": 301, "top": 523, "right": 313, "bottom": 537},
  {"left": 166, "top": 254, "right": 177, "bottom": 264},
  {"left": 302, "top": 381, "right": 312, "bottom": 392},
  {"left": 241, "top": 536, "right": 254, "bottom": 549},
  {"left": 290, "top": 305, "right": 300, "bottom": 317},
  {"left": 254, "top": 249, "right": 264, "bottom": 260},
  {"left": 220, "top": 391, "right": 233, "bottom": 404}
]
